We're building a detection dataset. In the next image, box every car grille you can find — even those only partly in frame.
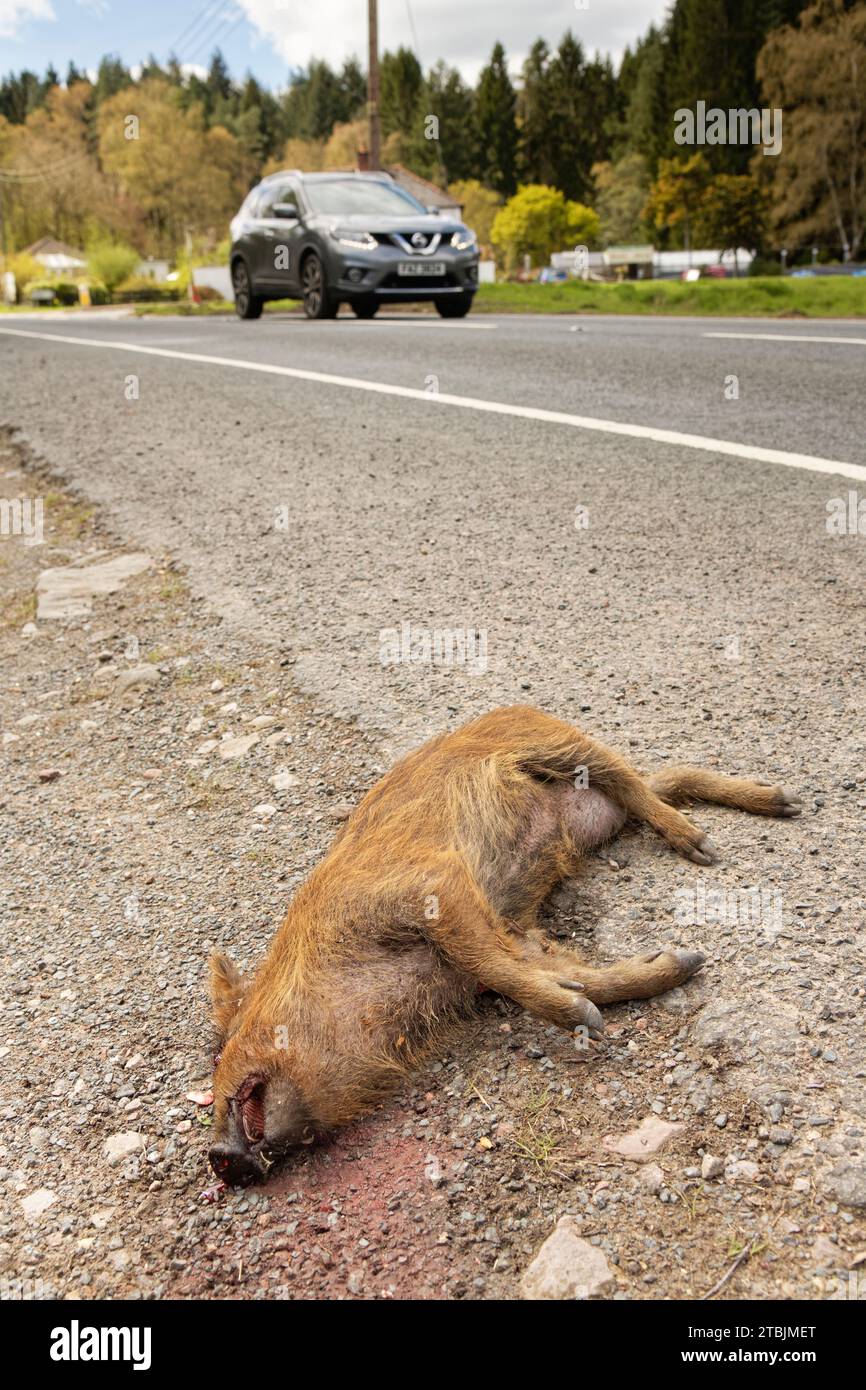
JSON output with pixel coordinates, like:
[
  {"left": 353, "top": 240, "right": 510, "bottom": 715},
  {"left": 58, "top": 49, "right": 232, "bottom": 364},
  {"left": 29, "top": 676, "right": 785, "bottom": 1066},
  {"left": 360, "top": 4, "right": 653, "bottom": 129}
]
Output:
[
  {"left": 381, "top": 270, "right": 458, "bottom": 290},
  {"left": 375, "top": 232, "right": 447, "bottom": 254}
]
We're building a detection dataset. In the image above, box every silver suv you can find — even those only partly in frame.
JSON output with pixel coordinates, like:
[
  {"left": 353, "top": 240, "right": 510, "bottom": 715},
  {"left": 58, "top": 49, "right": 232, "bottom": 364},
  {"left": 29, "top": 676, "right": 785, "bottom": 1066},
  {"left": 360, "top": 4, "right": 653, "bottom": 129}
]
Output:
[{"left": 229, "top": 170, "right": 479, "bottom": 321}]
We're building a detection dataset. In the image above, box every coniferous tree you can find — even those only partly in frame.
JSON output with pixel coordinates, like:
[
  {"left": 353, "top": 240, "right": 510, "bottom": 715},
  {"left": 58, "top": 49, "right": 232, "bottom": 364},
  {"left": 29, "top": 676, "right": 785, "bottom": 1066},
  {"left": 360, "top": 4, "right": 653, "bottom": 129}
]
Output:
[
  {"left": 518, "top": 40, "right": 557, "bottom": 186},
  {"left": 0, "top": 70, "right": 41, "bottom": 122},
  {"left": 337, "top": 57, "right": 367, "bottom": 123},
  {"left": 623, "top": 27, "right": 670, "bottom": 173},
  {"left": 380, "top": 48, "right": 422, "bottom": 139},
  {"left": 93, "top": 56, "right": 133, "bottom": 106},
  {"left": 544, "top": 34, "right": 615, "bottom": 202},
  {"left": 404, "top": 62, "right": 478, "bottom": 183},
  {"left": 475, "top": 42, "right": 517, "bottom": 196}
]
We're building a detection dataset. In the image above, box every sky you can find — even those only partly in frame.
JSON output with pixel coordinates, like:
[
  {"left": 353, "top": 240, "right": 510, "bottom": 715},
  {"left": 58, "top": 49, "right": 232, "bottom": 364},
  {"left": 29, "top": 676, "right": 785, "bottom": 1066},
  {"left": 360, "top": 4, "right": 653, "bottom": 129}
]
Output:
[{"left": 0, "top": 0, "right": 671, "bottom": 86}]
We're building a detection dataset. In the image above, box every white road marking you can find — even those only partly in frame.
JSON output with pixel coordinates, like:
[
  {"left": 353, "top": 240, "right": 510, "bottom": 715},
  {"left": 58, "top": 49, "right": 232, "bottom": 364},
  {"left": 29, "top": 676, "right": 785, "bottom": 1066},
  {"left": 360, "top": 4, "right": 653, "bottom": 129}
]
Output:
[
  {"left": 704, "top": 331, "right": 866, "bottom": 346},
  {"left": 136, "top": 314, "right": 496, "bottom": 330},
  {"left": 343, "top": 317, "right": 496, "bottom": 329},
  {"left": 1, "top": 325, "right": 864, "bottom": 482}
]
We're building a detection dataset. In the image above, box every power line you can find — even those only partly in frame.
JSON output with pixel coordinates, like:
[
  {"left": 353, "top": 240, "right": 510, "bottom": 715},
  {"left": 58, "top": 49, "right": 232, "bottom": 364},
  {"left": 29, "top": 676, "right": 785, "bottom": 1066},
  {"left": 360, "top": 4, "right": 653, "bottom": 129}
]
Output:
[
  {"left": 404, "top": 0, "right": 422, "bottom": 62},
  {"left": 187, "top": 10, "right": 245, "bottom": 67},
  {"left": 403, "top": 0, "right": 448, "bottom": 186},
  {"left": 169, "top": 0, "right": 228, "bottom": 57},
  {"left": 0, "top": 149, "right": 89, "bottom": 182}
]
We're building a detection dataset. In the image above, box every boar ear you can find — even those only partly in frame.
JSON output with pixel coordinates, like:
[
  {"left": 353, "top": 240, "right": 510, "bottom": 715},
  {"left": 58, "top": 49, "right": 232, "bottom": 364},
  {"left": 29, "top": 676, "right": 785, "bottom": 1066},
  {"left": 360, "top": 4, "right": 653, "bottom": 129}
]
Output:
[{"left": 209, "top": 952, "right": 246, "bottom": 1039}]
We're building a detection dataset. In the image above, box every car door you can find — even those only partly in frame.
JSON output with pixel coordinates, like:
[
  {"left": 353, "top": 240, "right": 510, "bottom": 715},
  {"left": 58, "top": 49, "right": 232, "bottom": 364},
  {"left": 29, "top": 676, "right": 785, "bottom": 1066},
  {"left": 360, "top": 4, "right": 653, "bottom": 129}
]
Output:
[{"left": 254, "top": 182, "right": 304, "bottom": 295}]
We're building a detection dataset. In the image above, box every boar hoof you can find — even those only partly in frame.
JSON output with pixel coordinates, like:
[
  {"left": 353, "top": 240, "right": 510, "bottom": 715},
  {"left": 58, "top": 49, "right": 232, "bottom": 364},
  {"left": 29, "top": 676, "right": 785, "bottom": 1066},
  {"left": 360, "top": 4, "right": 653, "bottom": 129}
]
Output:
[
  {"left": 684, "top": 834, "right": 718, "bottom": 866},
  {"left": 774, "top": 787, "right": 803, "bottom": 817},
  {"left": 571, "top": 993, "right": 604, "bottom": 1038},
  {"left": 671, "top": 948, "right": 706, "bottom": 979},
  {"left": 641, "top": 947, "right": 706, "bottom": 983}
]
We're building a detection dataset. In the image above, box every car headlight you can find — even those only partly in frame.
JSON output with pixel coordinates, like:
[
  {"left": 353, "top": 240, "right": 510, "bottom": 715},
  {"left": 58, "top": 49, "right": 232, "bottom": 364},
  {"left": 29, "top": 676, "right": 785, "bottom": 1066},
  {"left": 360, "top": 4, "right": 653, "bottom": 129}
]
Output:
[
  {"left": 330, "top": 228, "right": 377, "bottom": 250},
  {"left": 451, "top": 228, "right": 477, "bottom": 252}
]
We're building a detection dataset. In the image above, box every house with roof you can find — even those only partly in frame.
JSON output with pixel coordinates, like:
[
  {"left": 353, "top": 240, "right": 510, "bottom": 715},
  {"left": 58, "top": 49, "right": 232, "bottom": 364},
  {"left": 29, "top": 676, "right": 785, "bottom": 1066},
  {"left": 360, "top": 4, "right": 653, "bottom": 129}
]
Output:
[
  {"left": 350, "top": 151, "right": 463, "bottom": 219},
  {"left": 24, "top": 237, "right": 87, "bottom": 274},
  {"left": 386, "top": 164, "right": 463, "bottom": 220}
]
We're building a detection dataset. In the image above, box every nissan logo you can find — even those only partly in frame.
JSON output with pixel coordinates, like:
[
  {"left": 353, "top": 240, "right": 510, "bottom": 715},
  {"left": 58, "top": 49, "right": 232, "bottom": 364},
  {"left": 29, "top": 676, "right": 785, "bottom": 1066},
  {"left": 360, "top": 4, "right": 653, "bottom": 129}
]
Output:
[{"left": 411, "top": 232, "right": 427, "bottom": 248}]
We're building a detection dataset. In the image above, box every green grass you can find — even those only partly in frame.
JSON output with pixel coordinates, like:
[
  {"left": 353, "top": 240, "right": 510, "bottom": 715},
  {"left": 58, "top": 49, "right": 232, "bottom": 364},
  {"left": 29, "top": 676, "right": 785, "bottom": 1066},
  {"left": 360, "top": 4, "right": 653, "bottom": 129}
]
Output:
[
  {"left": 474, "top": 275, "right": 866, "bottom": 317},
  {"left": 0, "top": 301, "right": 70, "bottom": 313},
  {"left": 133, "top": 298, "right": 300, "bottom": 317},
  {"left": 133, "top": 299, "right": 234, "bottom": 317},
  {"left": 130, "top": 275, "right": 866, "bottom": 320}
]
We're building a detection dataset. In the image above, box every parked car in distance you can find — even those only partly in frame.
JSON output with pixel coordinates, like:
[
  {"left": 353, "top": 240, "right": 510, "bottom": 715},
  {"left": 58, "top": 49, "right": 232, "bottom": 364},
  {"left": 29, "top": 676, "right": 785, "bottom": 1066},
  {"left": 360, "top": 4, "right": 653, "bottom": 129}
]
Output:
[{"left": 229, "top": 170, "right": 480, "bottom": 321}]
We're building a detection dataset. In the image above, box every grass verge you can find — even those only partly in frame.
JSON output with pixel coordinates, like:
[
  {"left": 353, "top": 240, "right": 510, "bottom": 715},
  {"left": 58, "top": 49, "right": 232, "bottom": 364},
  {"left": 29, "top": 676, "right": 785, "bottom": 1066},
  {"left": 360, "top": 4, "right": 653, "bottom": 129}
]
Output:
[
  {"left": 124, "top": 275, "right": 866, "bottom": 319},
  {"left": 473, "top": 275, "right": 866, "bottom": 317}
]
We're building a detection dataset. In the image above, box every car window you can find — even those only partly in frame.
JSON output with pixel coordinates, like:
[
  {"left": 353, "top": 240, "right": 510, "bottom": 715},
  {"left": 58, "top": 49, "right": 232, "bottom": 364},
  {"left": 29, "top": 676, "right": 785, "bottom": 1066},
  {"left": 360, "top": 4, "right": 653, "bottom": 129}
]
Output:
[
  {"left": 303, "top": 178, "right": 427, "bottom": 217},
  {"left": 258, "top": 185, "right": 299, "bottom": 218}
]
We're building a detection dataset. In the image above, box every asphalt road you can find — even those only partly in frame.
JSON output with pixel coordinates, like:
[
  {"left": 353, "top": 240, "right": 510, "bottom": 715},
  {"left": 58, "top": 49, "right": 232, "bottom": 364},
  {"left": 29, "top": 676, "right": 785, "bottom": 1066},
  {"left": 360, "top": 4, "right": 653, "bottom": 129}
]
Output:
[{"left": 1, "top": 309, "right": 864, "bottom": 749}]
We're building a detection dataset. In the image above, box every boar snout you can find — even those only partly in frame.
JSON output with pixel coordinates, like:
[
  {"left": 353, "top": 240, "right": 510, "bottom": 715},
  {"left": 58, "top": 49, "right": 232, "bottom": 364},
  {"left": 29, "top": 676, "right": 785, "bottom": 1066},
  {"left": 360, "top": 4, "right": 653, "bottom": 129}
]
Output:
[
  {"left": 209, "top": 1069, "right": 316, "bottom": 1185},
  {"left": 208, "top": 1142, "right": 266, "bottom": 1187}
]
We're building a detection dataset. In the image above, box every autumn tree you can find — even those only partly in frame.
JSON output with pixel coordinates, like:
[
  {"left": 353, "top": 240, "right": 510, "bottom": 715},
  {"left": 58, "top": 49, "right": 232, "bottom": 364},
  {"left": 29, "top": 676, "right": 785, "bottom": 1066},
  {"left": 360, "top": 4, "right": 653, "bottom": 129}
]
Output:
[
  {"left": 644, "top": 153, "right": 712, "bottom": 250},
  {"left": 757, "top": 0, "right": 866, "bottom": 259},
  {"left": 98, "top": 79, "right": 245, "bottom": 254},
  {"left": 694, "top": 173, "right": 766, "bottom": 266},
  {"left": 491, "top": 184, "right": 600, "bottom": 270},
  {"left": 592, "top": 153, "right": 652, "bottom": 245},
  {"left": 448, "top": 179, "right": 502, "bottom": 251},
  {"left": 0, "top": 82, "right": 107, "bottom": 252}
]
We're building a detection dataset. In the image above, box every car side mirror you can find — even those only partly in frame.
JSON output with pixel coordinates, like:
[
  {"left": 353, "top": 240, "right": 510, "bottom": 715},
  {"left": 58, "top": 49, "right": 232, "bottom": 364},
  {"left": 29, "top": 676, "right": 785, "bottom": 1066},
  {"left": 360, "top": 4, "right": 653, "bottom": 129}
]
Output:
[{"left": 273, "top": 204, "right": 300, "bottom": 221}]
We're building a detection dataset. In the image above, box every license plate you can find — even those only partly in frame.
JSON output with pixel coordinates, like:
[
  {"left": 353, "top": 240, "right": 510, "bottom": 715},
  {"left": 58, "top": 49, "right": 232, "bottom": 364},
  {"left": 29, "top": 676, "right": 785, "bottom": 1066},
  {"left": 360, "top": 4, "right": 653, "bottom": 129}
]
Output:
[{"left": 397, "top": 261, "right": 445, "bottom": 277}]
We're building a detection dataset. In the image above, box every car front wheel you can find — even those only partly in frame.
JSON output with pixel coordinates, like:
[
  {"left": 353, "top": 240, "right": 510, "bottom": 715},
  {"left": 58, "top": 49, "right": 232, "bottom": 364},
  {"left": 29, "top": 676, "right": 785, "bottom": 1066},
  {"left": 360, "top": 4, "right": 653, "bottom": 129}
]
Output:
[
  {"left": 232, "top": 260, "right": 263, "bottom": 320},
  {"left": 301, "top": 253, "right": 338, "bottom": 320},
  {"left": 435, "top": 294, "right": 473, "bottom": 319}
]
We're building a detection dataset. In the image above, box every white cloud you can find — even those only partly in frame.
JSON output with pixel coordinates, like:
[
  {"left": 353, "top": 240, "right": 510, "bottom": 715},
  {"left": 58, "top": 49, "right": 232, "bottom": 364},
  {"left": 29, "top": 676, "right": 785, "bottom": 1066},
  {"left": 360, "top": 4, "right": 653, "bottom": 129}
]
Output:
[
  {"left": 237, "top": 0, "right": 666, "bottom": 81},
  {"left": 0, "top": 0, "right": 55, "bottom": 41}
]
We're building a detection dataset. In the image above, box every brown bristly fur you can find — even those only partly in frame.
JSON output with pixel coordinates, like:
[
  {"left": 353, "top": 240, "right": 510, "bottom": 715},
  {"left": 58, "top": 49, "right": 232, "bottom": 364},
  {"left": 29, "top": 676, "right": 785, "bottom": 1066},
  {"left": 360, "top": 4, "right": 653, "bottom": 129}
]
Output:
[{"left": 209, "top": 705, "right": 800, "bottom": 1161}]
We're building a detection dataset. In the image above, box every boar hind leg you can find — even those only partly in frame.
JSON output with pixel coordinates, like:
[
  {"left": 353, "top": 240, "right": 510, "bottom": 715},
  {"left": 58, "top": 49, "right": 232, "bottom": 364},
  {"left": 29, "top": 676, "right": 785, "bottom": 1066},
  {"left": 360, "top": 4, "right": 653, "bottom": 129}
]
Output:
[
  {"left": 423, "top": 853, "right": 604, "bottom": 1036},
  {"left": 531, "top": 941, "right": 706, "bottom": 1005},
  {"left": 499, "top": 706, "right": 719, "bottom": 865},
  {"left": 647, "top": 767, "right": 802, "bottom": 818}
]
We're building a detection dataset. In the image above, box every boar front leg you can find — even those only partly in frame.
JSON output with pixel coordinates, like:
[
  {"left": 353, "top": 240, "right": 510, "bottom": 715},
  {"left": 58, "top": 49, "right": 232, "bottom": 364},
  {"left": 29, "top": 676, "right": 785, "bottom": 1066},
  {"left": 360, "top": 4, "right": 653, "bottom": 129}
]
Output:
[
  {"left": 528, "top": 939, "right": 706, "bottom": 1004},
  {"left": 420, "top": 853, "right": 604, "bottom": 1036}
]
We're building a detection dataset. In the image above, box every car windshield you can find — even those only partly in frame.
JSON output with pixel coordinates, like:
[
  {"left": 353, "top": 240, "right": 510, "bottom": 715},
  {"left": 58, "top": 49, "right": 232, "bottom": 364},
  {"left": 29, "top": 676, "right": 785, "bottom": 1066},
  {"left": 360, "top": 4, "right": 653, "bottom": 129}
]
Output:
[{"left": 303, "top": 178, "right": 428, "bottom": 218}]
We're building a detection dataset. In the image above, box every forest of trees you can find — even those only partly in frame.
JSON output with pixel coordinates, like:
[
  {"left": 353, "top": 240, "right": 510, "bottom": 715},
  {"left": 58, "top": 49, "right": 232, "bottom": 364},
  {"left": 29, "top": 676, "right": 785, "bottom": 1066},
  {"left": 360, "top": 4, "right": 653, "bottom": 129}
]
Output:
[{"left": 0, "top": 0, "right": 863, "bottom": 274}]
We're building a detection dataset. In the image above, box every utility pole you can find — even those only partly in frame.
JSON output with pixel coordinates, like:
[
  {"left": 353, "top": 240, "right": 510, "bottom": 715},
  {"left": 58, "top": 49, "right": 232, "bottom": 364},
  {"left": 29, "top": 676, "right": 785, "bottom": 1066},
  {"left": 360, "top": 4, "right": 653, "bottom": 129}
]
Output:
[{"left": 367, "top": 0, "right": 381, "bottom": 169}]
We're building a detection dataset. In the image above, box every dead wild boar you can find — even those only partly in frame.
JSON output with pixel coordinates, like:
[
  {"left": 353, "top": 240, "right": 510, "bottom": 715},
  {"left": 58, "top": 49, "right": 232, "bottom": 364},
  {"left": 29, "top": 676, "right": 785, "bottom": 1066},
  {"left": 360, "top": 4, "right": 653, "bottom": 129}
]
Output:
[{"left": 208, "top": 705, "right": 801, "bottom": 1185}]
